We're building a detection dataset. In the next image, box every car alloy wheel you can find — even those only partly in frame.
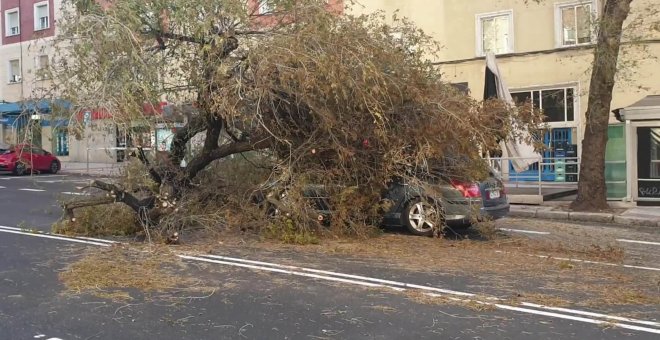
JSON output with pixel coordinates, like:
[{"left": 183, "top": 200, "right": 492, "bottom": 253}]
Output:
[{"left": 403, "top": 198, "right": 440, "bottom": 236}]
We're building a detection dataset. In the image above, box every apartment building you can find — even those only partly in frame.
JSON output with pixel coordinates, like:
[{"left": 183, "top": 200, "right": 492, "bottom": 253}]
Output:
[
  {"left": 0, "top": 0, "right": 64, "bottom": 152},
  {"left": 355, "top": 0, "right": 660, "bottom": 202}
]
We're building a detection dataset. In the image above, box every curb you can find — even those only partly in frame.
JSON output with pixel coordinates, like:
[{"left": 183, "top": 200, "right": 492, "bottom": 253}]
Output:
[{"left": 509, "top": 206, "right": 660, "bottom": 228}]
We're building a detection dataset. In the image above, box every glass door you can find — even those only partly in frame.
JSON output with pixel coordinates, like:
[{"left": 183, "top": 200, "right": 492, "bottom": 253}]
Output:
[{"left": 637, "top": 127, "right": 660, "bottom": 202}]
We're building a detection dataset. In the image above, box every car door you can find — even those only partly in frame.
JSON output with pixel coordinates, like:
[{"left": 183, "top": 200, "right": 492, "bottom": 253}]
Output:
[
  {"left": 15, "top": 146, "right": 34, "bottom": 169},
  {"left": 30, "top": 147, "right": 49, "bottom": 171}
]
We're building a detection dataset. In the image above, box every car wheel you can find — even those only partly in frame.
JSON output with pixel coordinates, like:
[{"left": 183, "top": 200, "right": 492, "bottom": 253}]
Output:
[
  {"left": 13, "top": 162, "right": 27, "bottom": 176},
  {"left": 403, "top": 198, "right": 441, "bottom": 237},
  {"left": 49, "top": 161, "right": 59, "bottom": 174}
]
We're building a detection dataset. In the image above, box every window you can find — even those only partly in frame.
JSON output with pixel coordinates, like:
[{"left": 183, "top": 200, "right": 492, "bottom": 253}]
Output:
[
  {"left": 511, "top": 87, "right": 576, "bottom": 123},
  {"left": 556, "top": 1, "right": 595, "bottom": 46},
  {"left": 476, "top": 10, "right": 514, "bottom": 56},
  {"left": 55, "top": 128, "right": 70, "bottom": 156},
  {"left": 5, "top": 9, "right": 20, "bottom": 36},
  {"left": 257, "top": 1, "right": 272, "bottom": 14},
  {"left": 650, "top": 128, "right": 660, "bottom": 178},
  {"left": 34, "top": 2, "right": 50, "bottom": 30},
  {"left": 8, "top": 59, "right": 21, "bottom": 83},
  {"left": 36, "top": 55, "right": 50, "bottom": 79}
]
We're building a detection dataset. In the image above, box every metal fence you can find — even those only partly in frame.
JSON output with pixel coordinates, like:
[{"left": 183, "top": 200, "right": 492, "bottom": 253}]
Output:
[{"left": 487, "top": 156, "right": 580, "bottom": 196}]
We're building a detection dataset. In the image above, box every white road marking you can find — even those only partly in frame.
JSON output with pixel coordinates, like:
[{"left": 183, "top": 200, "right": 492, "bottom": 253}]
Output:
[
  {"left": 0, "top": 226, "right": 111, "bottom": 247},
  {"left": 3, "top": 229, "right": 660, "bottom": 335},
  {"left": 617, "top": 239, "right": 660, "bottom": 246},
  {"left": 18, "top": 188, "right": 46, "bottom": 192},
  {"left": 182, "top": 254, "right": 660, "bottom": 334},
  {"left": 1, "top": 175, "right": 67, "bottom": 180},
  {"left": 0, "top": 186, "right": 5, "bottom": 189},
  {"left": 499, "top": 228, "right": 551, "bottom": 235},
  {"left": 0, "top": 225, "right": 118, "bottom": 244},
  {"left": 34, "top": 335, "right": 46, "bottom": 339},
  {"left": 494, "top": 250, "right": 660, "bottom": 272},
  {"left": 61, "top": 192, "right": 90, "bottom": 196},
  {"left": 200, "top": 254, "right": 478, "bottom": 297}
]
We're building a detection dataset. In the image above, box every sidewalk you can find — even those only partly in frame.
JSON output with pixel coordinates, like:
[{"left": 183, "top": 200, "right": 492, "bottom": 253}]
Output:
[
  {"left": 509, "top": 203, "right": 660, "bottom": 228},
  {"left": 59, "top": 162, "right": 125, "bottom": 177}
]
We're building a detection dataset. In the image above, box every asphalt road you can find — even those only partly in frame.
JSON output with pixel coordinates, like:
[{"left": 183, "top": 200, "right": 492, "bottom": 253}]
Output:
[{"left": 1, "top": 174, "right": 659, "bottom": 339}]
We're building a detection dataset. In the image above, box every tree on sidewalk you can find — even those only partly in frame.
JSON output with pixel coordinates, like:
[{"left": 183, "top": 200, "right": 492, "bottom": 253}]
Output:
[{"left": 571, "top": 0, "right": 633, "bottom": 211}]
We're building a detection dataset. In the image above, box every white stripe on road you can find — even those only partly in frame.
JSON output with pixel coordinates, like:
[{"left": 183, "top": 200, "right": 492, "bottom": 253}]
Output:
[
  {"left": 494, "top": 250, "right": 660, "bottom": 272},
  {"left": 61, "top": 192, "right": 90, "bottom": 196},
  {"left": 1, "top": 175, "right": 67, "bottom": 180},
  {"left": 200, "top": 254, "right": 478, "bottom": 297},
  {"left": 182, "top": 254, "right": 660, "bottom": 334},
  {"left": 0, "top": 225, "right": 117, "bottom": 244},
  {"left": 2, "top": 228, "right": 660, "bottom": 335},
  {"left": 0, "top": 186, "right": 5, "bottom": 189},
  {"left": 197, "top": 255, "right": 660, "bottom": 326},
  {"left": 0, "top": 226, "right": 111, "bottom": 247},
  {"left": 499, "top": 228, "right": 551, "bottom": 235},
  {"left": 18, "top": 188, "right": 46, "bottom": 192},
  {"left": 617, "top": 239, "right": 660, "bottom": 246}
]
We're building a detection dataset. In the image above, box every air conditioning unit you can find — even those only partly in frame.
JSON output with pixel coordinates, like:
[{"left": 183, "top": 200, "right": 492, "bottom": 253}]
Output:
[{"left": 10, "top": 26, "right": 19, "bottom": 35}]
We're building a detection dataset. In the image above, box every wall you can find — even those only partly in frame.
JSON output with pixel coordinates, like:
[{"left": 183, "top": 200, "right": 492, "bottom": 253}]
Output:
[{"left": 1, "top": 0, "right": 56, "bottom": 45}]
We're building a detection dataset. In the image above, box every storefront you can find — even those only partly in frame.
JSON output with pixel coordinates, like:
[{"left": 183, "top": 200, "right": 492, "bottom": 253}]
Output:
[{"left": 620, "top": 95, "right": 660, "bottom": 205}]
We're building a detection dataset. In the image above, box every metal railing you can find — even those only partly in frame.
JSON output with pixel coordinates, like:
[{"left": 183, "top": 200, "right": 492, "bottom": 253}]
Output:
[
  {"left": 487, "top": 156, "right": 580, "bottom": 196},
  {"left": 488, "top": 156, "right": 628, "bottom": 200}
]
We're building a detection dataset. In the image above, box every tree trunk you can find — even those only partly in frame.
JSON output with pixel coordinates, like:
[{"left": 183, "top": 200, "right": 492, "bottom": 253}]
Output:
[{"left": 571, "top": 0, "right": 633, "bottom": 211}]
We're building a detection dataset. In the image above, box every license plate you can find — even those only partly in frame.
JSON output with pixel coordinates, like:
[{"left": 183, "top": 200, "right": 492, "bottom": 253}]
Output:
[{"left": 489, "top": 190, "right": 500, "bottom": 199}]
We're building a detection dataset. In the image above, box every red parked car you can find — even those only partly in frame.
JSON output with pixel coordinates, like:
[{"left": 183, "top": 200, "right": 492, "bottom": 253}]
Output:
[{"left": 0, "top": 144, "right": 61, "bottom": 175}]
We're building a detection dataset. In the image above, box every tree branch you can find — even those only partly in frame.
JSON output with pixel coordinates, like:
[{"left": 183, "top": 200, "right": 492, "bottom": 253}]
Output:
[{"left": 185, "top": 135, "right": 272, "bottom": 180}]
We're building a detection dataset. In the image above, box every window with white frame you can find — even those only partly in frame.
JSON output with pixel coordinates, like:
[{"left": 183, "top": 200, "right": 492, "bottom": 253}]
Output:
[
  {"left": 476, "top": 10, "right": 514, "bottom": 56},
  {"left": 8, "top": 59, "right": 21, "bottom": 83},
  {"left": 34, "top": 2, "right": 50, "bottom": 31},
  {"left": 257, "top": 1, "right": 272, "bottom": 14},
  {"left": 5, "top": 9, "right": 20, "bottom": 37},
  {"left": 511, "top": 87, "right": 576, "bottom": 123},
  {"left": 36, "top": 55, "right": 50, "bottom": 79},
  {"left": 556, "top": 1, "right": 595, "bottom": 46}
]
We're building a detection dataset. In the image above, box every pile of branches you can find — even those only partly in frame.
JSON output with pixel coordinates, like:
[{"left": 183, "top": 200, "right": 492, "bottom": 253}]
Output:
[{"left": 54, "top": 0, "right": 543, "bottom": 238}]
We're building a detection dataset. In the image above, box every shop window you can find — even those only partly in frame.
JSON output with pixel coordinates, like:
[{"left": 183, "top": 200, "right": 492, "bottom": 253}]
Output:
[
  {"left": 512, "top": 87, "right": 576, "bottom": 123},
  {"left": 55, "top": 128, "right": 69, "bottom": 156}
]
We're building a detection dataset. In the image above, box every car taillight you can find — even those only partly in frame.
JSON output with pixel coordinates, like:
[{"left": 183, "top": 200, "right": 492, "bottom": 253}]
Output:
[{"left": 451, "top": 180, "right": 481, "bottom": 198}]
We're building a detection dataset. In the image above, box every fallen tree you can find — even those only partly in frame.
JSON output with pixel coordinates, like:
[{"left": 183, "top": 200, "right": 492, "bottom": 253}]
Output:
[{"left": 52, "top": 0, "right": 542, "bottom": 238}]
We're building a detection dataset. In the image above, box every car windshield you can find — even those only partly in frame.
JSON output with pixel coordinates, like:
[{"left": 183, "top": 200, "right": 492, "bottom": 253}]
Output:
[{"left": 0, "top": 145, "right": 13, "bottom": 155}]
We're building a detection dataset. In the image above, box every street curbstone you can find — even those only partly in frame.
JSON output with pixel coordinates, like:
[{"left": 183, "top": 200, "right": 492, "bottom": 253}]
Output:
[
  {"left": 613, "top": 215, "right": 660, "bottom": 227},
  {"left": 569, "top": 212, "right": 614, "bottom": 223},
  {"left": 536, "top": 210, "right": 569, "bottom": 220},
  {"left": 508, "top": 209, "right": 537, "bottom": 218}
]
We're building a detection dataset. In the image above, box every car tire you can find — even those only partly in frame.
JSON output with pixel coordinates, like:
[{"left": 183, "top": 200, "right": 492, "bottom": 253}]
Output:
[
  {"left": 13, "top": 162, "right": 27, "bottom": 176},
  {"left": 49, "top": 161, "right": 60, "bottom": 174},
  {"left": 402, "top": 197, "right": 442, "bottom": 237}
]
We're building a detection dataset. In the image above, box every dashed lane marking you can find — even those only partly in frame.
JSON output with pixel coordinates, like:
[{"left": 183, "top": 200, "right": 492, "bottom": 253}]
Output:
[
  {"left": 18, "top": 188, "right": 46, "bottom": 192},
  {"left": 617, "top": 239, "right": 660, "bottom": 246},
  {"left": 499, "top": 228, "right": 551, "bottom": 235},
  {"left": 494, "top": 250, "right": 660, "bottom": 272}
]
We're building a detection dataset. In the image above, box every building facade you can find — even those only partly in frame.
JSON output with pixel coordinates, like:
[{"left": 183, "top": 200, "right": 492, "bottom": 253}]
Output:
[{"left": 354, "top": 0, "right": 660, "bottom": 202}]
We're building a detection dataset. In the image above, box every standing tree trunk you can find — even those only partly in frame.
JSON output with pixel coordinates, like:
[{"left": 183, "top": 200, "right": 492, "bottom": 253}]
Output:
[{"left": 571, "top": 0, "right": 633, "bottom": 211}]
